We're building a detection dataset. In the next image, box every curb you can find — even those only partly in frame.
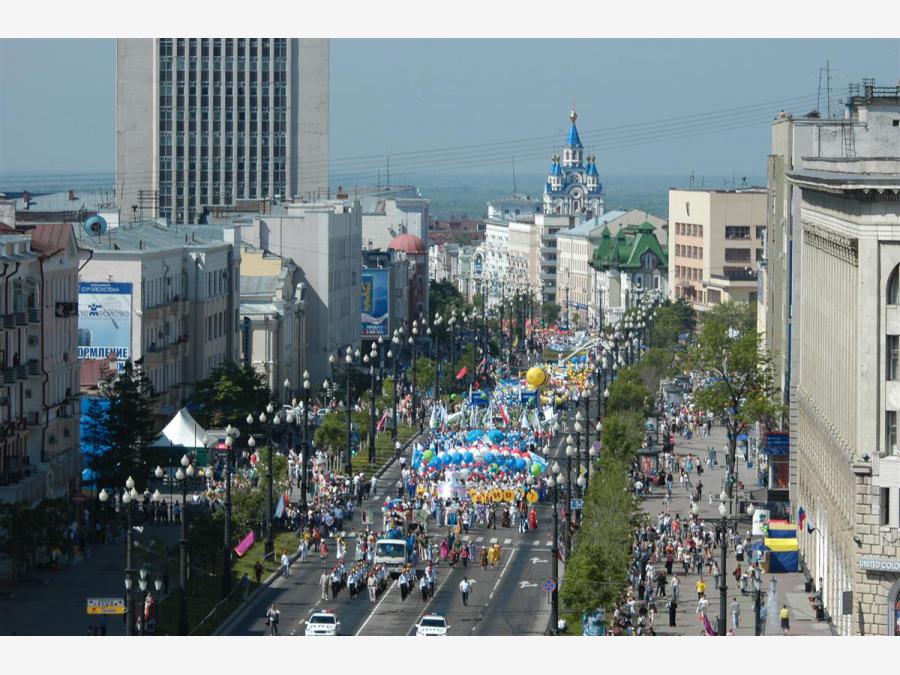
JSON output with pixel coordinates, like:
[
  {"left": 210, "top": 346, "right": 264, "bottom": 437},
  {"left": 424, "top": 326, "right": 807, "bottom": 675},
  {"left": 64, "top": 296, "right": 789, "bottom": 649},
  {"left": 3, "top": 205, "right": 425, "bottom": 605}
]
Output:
[{"left": 213, "top": 432, "right": 420, "bottom": 636}]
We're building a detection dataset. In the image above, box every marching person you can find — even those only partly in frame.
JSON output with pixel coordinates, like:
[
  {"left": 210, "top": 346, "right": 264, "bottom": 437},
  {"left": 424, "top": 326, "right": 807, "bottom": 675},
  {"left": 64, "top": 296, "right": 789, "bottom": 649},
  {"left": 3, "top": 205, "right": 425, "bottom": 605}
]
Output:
[
  {"left": 266, "top": 604, "right": 280, "bottom": 636},
  {"left": 459, "top": 577, "right": 472, "bottom": 606}
]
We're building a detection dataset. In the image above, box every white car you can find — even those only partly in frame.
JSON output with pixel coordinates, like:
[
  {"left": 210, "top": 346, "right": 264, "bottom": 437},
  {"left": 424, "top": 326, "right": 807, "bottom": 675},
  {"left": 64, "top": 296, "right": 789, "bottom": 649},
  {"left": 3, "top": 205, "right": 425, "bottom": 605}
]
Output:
[
  {"left": 305, "top": 612, "right": 341, "bottom": 636},
  {"left": 415, "top": 614, "right": 449, "bottom": 636}
]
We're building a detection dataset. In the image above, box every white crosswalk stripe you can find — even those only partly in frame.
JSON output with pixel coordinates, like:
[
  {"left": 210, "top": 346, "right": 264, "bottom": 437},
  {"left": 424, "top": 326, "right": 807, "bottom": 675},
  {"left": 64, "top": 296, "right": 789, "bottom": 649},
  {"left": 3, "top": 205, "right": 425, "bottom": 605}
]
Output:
[
  {"left": 489, "top": 537, "right": 498, "bottom": 544},
  {"left": 475, "top": 536, "right": 484, "bottom": 543},
  {"left": 503, "top": 538, "right": 512, "bottom": 545},
  {"left": 545, "top": 541, "right": 553, "bottom": 546}
]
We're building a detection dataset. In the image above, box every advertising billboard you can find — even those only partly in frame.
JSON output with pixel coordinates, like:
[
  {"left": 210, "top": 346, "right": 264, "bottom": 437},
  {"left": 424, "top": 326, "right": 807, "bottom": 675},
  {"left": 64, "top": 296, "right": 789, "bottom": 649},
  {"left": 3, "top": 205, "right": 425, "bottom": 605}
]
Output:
[
  {"left": 77, "top": 281, "right": 133, "bottom": 372},
  {"left": 361, "top": 269, "right": 389, "bottom": 337}
]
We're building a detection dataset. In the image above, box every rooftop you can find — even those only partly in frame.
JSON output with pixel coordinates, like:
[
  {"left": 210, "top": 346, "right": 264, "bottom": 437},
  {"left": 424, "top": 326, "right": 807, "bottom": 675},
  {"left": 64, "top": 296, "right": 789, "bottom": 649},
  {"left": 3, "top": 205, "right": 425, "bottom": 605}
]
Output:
[{"left": 74, "top": 221, "right": 234, "bottom": 253}]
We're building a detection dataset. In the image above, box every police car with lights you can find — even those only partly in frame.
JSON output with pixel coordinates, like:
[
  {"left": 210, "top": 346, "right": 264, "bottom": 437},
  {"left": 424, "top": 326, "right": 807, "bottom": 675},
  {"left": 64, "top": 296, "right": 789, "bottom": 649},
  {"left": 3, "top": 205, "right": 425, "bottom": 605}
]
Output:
[{"left": 305, "top": 611, "right": 341, "bottom": 636}]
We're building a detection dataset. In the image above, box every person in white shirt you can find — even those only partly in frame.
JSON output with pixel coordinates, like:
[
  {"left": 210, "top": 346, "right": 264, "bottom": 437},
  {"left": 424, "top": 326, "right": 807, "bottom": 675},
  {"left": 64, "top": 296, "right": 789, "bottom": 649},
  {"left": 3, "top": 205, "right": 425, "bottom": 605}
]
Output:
[
  {"left": 459, "top": 577, "right": 472, "bottom": 606},
  {"left": 367, "top": 573, "right": 378, "bottom": 602},
  {"left": 280, "top": 552, "right": 291, "bottom": 577}
]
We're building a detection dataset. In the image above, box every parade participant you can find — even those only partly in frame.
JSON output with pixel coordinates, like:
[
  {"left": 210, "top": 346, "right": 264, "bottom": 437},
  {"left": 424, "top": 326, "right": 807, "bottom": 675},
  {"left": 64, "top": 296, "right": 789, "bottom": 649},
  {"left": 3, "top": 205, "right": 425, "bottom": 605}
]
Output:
[
  {"left": 280, "top": 551, "right": 291, "bottom": 577},
  {"left": 529, "top": 507, "right": 538, "bottom": 532},
  {"left": 419, "top": 573, "right": 429, "bottom": 602},
  {"left": 265, "top": 604, "right": 280, "bottom": 636},
  {"left": 367, "top": 573, "right": 378, "bottom": 602},
  {"left": 459, "top": 577, "right": 472, "bottom": 606},
  {"left": 319, "top": 539, "right": 328, "bottom": 561},
  {"left": 399, "top": 566, "right": 410, "bottom": 601}
]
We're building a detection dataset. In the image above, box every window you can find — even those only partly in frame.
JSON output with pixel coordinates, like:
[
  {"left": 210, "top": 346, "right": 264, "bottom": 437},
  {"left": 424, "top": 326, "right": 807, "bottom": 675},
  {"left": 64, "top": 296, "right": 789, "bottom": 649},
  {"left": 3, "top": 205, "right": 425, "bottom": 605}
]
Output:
[
  {"left": 889, "top": 336, "right": 900, "bottom": 380},
  {"left": 725, "top": 226, "right": 751, "bottom": 240},
  {"left": 888, "top": 265, "right": 900, "bottom": 305},
  {"left": 887, "top": 410, "right": 898, "bottom": 456},
  {"left": 881, "top": 488, "right": 892, "bottom": 526},
  {"left": 756, "top": 226, "right": 766, "bottom": 239},
  {"left": 725, "top": 248, "right": 752, "bottom": 262}
]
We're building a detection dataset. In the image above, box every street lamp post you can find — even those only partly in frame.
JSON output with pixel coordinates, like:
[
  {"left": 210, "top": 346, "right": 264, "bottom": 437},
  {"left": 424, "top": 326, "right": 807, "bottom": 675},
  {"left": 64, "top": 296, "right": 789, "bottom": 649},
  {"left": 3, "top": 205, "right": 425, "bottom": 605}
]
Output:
[
  {"left": 433, "top": 315, "right": 443, "bottom": 405},
  {"left": 175, "top": 454, "right": 196, "bottom": 635},
  {"left": 410, "top": 321, "right": 419, "bottom": 426},
  {"left": 344, "top": 346, "right": 355, "bottom": 475},
  {"left": 391, "top": 330, "right": 400, "bottom": 441},
  {"left": 366, "top": 342, "right": 378, "bottom": 464},
  {"left": 102, "top": 480, "right": 139, "bottom": 636},
  {"left": 549, "top": 461, "right": 563, "bottom": 634},
  {"left": 301, "top": 370, "right": 311, "bottom": 511},
  {"left": 222, "top": 425, "right": 239, "bottom": 598},
  {"left": 564, "top": 435, "right": 574, "bottom": 560},
  {"left": 709, "top": 496, "right": 755, "bottom": 636}
]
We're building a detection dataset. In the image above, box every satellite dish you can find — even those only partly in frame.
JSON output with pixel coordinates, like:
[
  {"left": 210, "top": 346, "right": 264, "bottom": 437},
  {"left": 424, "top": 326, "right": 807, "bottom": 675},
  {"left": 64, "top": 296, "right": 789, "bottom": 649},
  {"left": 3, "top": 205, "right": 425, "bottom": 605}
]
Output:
[{"left": 83, "top": 215, "right": 108, "bottom": 236}]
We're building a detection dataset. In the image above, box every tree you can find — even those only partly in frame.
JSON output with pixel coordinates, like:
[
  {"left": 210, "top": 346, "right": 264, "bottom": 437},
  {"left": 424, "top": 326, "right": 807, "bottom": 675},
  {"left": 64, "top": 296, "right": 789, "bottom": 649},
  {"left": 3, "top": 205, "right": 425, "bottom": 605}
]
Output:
[
  {"left": 600, "top": 410, "right": 646, "bottom": 463},
  {"left": 411, "top": 356, "right": 437, "bottom": 396},
  {"left": 313, "top": 411, "right": 348, "bottom": 456},
  {"left": 686, "top": 301, "right": 782, "bottom": 499},
  {"left": 429, "top": 279, "right": 466, "bottom": 323},
  {"left": 670, "top": 298, "right": 698, "bottom": 333},
  {"left": 631, "top": 347, "right": 675, "bottom": 395},
  {"left": 89, "top": 360, "right": 164, "bottom": 490},
  {"left": 649, "top": 305, "right": 683, "bottom": 349},
  {"left": 190, "top": 361, "right": 270, "bottom": 429},
  {"left": 560, "top": 456, "right": 640, "bottom": 618},
  {"left": 605, "top": 369, "right": 653, "bottom": 417},
  {"left": 542, "top": 302, "right": 561, "bottom": 326}
]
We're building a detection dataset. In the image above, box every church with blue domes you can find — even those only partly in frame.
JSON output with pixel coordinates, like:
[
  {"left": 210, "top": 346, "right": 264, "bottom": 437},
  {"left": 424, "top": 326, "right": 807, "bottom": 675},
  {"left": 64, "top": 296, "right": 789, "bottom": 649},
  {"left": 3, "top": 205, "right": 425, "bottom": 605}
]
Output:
[{"left": 544, "top": 110, "right": 604, "bottom": 218}]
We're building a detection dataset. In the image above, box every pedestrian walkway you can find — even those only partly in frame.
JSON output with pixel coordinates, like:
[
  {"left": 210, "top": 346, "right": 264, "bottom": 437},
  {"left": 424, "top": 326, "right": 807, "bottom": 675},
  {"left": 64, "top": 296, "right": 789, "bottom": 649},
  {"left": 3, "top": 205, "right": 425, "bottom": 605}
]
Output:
[
  {"left": 0, "top": 523, "right": 181, "bottom": 636},
  {"left": 638, "top": 424, "right": 833, "bottom": 636}
]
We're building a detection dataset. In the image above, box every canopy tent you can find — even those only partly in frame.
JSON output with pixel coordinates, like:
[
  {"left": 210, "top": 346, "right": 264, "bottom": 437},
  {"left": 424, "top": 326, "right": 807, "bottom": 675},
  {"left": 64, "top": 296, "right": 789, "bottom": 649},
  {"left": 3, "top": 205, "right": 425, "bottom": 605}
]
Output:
[
  {"left": 150, "top": 407, "right": 211, "bottom": 463},
  {"left": 767, "top": 522, "right": 797, "bottom": 539},
  {"left": 763, "top": 537, "right": 799, "bottom": 572}
]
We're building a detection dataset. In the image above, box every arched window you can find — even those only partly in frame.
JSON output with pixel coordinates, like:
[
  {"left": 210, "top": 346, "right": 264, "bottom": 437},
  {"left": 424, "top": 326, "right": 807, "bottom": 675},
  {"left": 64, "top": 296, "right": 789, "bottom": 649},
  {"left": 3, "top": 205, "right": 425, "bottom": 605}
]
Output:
[{"left": 889, "top": 265, "right": 900, "bottom": 305}]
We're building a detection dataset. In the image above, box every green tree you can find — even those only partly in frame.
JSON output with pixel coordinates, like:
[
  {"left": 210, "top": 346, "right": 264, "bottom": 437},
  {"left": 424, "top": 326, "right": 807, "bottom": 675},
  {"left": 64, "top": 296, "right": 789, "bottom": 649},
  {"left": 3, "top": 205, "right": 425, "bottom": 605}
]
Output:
[
  {"left": 313, "top": 411, "right": 348, "bottom": 456},
  {"left": 81, "top": 397, "right": 110, "bottom": 458},
  {"left": 686, "top": 301, "right": 782, "bottom": 496},
  {"left": 89, "top": 360, "right": 164, "bottom": 490},
  {"left": 541, "top": 301, "right": 561, "bottom": 326},
  {"left": 600, "top": 410, "right": 646, "bottom": 463},
  {"left": 631, "top": 347, "right": 675, "bottom": 394},
  {"left": 649, "top": 305, "right": 683, "bottom": 349},
  {"left": 411, "top": 356, "right": 437, "bottom": 396},
  {"left": 190, "top": 361, "right": 271, "bottom": 429},
  {"left": 429, "top": 279, "right": 466, "bottom": 323},
  {"left": 605, "top": 369, "right": 652, "bottom": 416},
  {"left": 560, "top": 456, "right": 640, "bottom": 618}
]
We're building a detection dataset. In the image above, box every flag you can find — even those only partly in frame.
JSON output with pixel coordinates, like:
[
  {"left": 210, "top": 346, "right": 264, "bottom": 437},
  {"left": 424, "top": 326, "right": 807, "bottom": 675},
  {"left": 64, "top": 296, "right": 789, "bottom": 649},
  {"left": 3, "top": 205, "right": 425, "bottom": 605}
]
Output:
[
  {"left": 477, "top": 357, "right": 487, "bottom": 371},
  {"left": 520, "top": 411, "right": 530, "bottom": 430},
  {"left": 377, "top": 410, "right": 389, "bottom": 432},
  {"left": 456, "top": 366, "right": 468, "bottom": 380},
  {"left": 499, "top": 405, "right": 510, "bottom": 426},
  {"left": 529, "top": 451, "right": 548, "bottom": 470},
  {"left": 798, "top": 507, "right": 806, "bottom": 531},
  {"left": 513, "top": 334, "right": 519, "bottom": 348},
  {"left": 274, "top": 493, "right": 286, "bottom": 519}
]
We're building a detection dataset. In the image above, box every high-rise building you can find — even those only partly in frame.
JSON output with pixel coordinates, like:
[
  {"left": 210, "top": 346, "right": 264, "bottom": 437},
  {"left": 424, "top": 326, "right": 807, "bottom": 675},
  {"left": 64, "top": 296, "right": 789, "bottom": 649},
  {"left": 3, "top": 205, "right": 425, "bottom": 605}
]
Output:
[{"left": 116, "top": 38, "right": 329, "bottom": 226}]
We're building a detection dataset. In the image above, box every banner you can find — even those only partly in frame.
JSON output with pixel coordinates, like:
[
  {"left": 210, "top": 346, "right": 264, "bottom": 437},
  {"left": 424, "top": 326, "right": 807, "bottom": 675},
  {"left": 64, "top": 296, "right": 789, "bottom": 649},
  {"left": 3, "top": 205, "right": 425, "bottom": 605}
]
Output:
[
  {"left": 77, "top": 281, "right": 133, "bottom": 372},
  {"left": 234, "top": 531, "right": 255, "bottom": 557},
  {"left": 361, "top": 269, "right": 389, "bottom": 337}
]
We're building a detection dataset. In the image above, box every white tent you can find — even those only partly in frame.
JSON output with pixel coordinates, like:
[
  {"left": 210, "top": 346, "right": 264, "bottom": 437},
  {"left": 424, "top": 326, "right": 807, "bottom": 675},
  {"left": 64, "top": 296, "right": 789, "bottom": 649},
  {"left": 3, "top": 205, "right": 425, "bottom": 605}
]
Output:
[{"left": 151, "top": 407, "right": 210, "bottom": 448}]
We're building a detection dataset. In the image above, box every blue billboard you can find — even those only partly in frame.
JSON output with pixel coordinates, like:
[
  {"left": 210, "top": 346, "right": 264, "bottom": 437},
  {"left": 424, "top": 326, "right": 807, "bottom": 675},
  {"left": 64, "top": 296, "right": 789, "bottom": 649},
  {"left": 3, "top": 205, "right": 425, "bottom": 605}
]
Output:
[
  {"left": 361, "top": 269, "right": 389, "bottom": 337},
  {"left": 77, "top": 281, "right": 133, "bottom": 372}
]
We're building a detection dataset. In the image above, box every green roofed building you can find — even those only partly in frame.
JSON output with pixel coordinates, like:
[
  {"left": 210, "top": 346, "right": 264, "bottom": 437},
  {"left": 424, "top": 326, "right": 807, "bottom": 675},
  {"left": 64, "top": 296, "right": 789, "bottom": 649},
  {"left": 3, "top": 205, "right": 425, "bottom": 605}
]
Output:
[{"left": 589, "top": 221, "right": 668, "bottom": 326}]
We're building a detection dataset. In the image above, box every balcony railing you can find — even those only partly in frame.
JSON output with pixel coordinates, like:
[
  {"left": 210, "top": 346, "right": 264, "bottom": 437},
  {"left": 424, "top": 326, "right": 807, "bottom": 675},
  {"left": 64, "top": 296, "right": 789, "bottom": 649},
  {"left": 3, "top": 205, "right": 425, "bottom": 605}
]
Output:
[
  {"left": 26, "top": 359, "right": 40, "bottom": 376},
  {"left": 27, "top": 308, "right": 40, "bottom": 323},
  {"left": 14, "top": 311, "right": 27, "bottom": 326}
]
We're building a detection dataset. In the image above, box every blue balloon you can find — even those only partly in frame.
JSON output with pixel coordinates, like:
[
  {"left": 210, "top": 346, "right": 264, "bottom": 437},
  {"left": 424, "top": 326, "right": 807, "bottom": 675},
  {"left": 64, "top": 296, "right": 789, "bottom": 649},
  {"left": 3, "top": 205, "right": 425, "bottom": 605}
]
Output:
[
  {"left": 515, "top": 458, "right": 527, "bottom": 471},
  {"left": 484, "top": 451, "right": 495, "bottom": 464},
  {"left": 463, "top": 451, "right": 474, "bottom": 464},
  {"left": 430, "top": 455, "right": 441, "bottom": 467}
]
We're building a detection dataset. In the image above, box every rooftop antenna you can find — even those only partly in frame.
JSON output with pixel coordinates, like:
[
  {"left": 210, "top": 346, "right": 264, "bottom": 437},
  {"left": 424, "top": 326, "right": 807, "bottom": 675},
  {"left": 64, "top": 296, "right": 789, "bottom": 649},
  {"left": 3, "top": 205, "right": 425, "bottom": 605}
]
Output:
[
  {"left": 817, "top": 65, "right": 825, "bottom": 113},
  {"left": 826, "top": 60, "right": 832, "bottom": 118},
  {"left": 386, "top": 154, "right": 391, "bottom": 192},
  {"left": 689, "top": 169, "right": 695, "bottom": 189},
  {"left": 512, "top": 157, "right": 517, "bottom": 195}
]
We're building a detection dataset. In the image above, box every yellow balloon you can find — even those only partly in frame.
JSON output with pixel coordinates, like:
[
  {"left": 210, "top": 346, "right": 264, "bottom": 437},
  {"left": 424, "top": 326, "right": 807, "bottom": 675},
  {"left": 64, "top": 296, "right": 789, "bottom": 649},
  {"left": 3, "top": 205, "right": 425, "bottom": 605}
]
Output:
[
  {"left": 526, "top": 490, "right": 539, "bottom": 503},
  {"left": 526, "top": 367, "right": 547, "bottom": 389}
]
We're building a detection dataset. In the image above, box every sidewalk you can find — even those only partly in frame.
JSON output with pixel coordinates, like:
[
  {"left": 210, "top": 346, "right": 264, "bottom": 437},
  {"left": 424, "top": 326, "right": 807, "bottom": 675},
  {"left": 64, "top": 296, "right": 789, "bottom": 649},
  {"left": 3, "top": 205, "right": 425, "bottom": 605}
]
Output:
[
  {"left": 0, "top": 523, "right": 182, "bottom": 636},
  {"left": 638, "top": 424, "right": 834, "bottom": 636}
]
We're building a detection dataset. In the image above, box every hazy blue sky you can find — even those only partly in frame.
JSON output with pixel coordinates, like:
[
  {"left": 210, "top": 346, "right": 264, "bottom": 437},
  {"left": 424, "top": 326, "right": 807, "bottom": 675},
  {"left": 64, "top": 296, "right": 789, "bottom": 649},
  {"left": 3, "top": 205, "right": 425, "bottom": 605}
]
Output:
[{"left": 1, "top": 38, "right": 898, "bottom": 186}]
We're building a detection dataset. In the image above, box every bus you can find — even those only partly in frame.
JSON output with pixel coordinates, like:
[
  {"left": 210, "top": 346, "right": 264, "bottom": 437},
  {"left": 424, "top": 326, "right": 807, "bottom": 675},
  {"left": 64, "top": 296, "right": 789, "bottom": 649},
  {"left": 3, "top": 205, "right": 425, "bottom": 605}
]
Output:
[{"left": 373, "top": 538, "right": 408, "bottom": 576}]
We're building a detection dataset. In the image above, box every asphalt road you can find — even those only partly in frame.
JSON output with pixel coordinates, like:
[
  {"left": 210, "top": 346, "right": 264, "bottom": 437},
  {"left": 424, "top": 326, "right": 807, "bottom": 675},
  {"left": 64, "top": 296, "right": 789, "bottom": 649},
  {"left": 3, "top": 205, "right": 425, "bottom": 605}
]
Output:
[{"left": 223, "top": 425, "right": 569, "bottom": 636}]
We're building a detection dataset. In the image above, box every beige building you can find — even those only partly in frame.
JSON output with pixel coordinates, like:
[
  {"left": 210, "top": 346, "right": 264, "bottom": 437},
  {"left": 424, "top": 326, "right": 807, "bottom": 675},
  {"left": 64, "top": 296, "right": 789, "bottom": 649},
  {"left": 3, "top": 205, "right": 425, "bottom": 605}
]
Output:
[
  {"left": 0, "top": 221, "right": 81, "bottom": 510},
  {"left": 667, "top": 188, "right": 766, "bottom": 310},
  {"left": 786, "top": 81, "right": 900, "bottom": 636}
]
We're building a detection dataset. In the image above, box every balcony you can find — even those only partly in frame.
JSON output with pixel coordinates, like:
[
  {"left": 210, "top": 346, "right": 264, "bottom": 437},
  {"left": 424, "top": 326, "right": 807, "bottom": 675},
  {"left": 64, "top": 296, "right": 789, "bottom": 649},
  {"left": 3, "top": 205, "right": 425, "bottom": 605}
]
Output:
[
  {"left": 2, "top": 314, "right": 14, "bottom": 329},
  {"left": 14, "top": 365, "right": 27, "bottom": 381},
  {"left": 14, "top": 311, "right": 27, "bottom": 326},
  {"left": 2, "top": 369, "right": 14, "bottom": 385},
  {"left": 27, "top": 308, "right": 40, "bottom": 323},
  {"left": 26, "top": 359, "right": 40, "bottom": 376},
  {"left": 0, "top": 468, "right": 46, "bottom": 506}
]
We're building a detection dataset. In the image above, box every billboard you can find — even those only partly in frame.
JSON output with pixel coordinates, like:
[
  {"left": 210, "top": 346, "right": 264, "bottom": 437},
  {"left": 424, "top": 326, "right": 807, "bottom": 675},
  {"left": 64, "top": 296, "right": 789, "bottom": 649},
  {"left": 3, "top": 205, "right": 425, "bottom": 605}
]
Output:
[
  {"left": 361, "top": 269, "right": 389, "bottom": 337},
  {"left": 77, "top": 281, "right": 133, "bottom": 372}
]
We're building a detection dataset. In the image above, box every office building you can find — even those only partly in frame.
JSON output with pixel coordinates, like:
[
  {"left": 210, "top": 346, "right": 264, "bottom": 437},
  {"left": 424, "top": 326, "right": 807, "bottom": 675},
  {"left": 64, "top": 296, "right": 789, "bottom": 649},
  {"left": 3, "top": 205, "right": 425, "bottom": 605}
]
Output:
[
  {"left": 116, "top": 38, "right": 329, "bottom": 225},
  {"left": 667, "top": 188, "right": 767, "bottom": 310}
]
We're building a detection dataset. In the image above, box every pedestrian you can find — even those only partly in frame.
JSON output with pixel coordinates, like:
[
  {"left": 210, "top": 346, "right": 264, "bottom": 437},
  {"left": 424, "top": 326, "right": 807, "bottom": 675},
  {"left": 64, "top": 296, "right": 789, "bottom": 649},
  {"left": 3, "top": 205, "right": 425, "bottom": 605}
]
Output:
[
  {"left": 319, "top": 570, "right": 330, "bottom": 601},
  {"left": 695, "top": 578, "right": 707, "bottom": 600},
  {"left": 281, "top": 551, "right": 291, "bottom": 577},
  {"left": 266, "top": 604, "right": 280, "bottom": 636},
  {"left": 399, "top": 567, "right": 410, "bottom": 601},
  {"left": 254, "top": 561, "right": 264, "bottom": 585},
  {"left": 780, "top": 604, "right": 791, "bottom": 634},
  {"left": 240, "top": 572, "right": 251, "bottom": 599},
  {"left": 367, "top": 573, "right": 378, "bottom": 602},
  {"left": 671, "top": 575, "right": 680, "bottom": 604},
  {"left": 731, "top": 597, "right": 741, "bottom": 630},
  {"left": 319, "top": 539, "right": 328, "bottom": 561},
  {"left": 330, "top": 567, "right": 341, "bottom": 599},
  {"left": 459, "top": 577, "right": 471, "bottom": 606},
  {"left": 420, "top": 573, "right": 429, "bottom": 602},
  {"left": 667, "top": 599, "right": 677, "bottom": 627}
]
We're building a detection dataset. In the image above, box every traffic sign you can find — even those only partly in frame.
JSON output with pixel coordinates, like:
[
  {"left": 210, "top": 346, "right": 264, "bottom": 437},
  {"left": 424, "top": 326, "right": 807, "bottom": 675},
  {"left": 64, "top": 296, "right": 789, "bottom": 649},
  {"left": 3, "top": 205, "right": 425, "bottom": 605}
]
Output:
[
  {"left": 86, "top": 598, "right": 126, "bottom": 615},
  {"left": 570, "top": 499, "right": 584, "bottom": 510},
  {"left": 542, "top": 579, "right": 557, "bottom": 592}
]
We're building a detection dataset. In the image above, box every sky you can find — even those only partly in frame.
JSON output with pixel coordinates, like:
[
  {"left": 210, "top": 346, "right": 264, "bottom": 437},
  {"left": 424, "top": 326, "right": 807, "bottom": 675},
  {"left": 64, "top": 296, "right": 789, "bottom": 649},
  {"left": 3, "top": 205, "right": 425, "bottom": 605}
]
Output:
[{"left": 1, "top": 38, "right": 898, "bottom": 187}]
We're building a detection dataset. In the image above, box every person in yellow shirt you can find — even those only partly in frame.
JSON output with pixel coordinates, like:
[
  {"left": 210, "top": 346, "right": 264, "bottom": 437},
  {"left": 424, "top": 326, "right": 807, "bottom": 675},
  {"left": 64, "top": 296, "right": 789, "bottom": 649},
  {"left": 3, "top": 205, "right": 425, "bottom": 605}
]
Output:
[
  {"left": 780, "top": 605, "right": 790, "bottom": 634},
  {"left": 696, "top": 578, "right": 707, "bottom": 599}
]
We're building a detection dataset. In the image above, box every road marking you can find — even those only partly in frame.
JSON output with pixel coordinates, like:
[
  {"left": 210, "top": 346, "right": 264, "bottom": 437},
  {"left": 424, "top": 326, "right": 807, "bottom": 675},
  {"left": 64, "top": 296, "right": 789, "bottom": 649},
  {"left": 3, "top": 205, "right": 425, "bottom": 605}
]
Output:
[
  {"left": 503, "top": 538, "right": 512, "bottom": 545},
  {"left": 489, "top": 537, "right": 498, "bottom": 544},
  {"left": 519, "top": 580, "right": 538, "bottom": 589},
  {"left": 475, "top": 536, "right": 484, "bottom": 543},
  {"left": 408, "top": 569, "right": 454, "bottom": 635},
  {"left": 530, "top": 557, "right": 548, "bottom": 565},
  {"left": 354, "top": 577, "right": 398, "bottom": 636},
  {"left": 545, "top": 541, "right": 553, "bottom": 546}
]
